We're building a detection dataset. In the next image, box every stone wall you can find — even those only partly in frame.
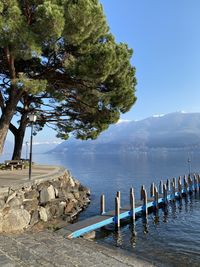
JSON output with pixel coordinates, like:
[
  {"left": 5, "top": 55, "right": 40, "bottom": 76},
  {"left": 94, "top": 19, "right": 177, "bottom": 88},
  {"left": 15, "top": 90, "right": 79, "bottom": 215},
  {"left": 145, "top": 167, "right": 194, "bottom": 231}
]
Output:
[{"left": 0, "top": 171, "right": 90, "bottom": 233}]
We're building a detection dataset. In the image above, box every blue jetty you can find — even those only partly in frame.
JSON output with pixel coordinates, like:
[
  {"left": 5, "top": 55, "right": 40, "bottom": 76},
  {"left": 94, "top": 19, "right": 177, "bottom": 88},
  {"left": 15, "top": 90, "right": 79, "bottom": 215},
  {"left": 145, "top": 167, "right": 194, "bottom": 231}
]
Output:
[{"left": 64, "top": 174, "right": 200, "bottom": 238}]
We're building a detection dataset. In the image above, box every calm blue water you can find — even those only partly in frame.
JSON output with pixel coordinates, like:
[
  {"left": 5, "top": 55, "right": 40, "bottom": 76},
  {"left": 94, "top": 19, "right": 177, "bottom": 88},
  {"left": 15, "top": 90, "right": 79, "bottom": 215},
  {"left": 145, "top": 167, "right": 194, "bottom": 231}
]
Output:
[
  {"left": 35, "top": 150, "right": 200, "bottom": 217},
  {"left": 1, "top": 150, "right": 200, "bottom": 266}
]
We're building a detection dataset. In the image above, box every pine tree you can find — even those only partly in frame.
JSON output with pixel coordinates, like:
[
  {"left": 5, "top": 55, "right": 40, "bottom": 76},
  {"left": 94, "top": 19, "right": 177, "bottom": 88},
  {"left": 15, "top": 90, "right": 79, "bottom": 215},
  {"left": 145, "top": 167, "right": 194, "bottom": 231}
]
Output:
[{"left": 0, "top": 0, "right": 137, "bottom": 155}]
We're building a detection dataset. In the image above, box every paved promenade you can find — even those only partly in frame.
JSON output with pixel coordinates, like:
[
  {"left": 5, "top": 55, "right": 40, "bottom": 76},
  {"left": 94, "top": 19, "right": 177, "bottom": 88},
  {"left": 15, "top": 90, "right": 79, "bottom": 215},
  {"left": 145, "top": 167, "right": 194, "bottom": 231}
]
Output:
[
  {"left": 0, "top": 165, "right": 66, "bottom": 194},
  {"left": 0, "top": 230, "right": 154, "bottom": 267}
]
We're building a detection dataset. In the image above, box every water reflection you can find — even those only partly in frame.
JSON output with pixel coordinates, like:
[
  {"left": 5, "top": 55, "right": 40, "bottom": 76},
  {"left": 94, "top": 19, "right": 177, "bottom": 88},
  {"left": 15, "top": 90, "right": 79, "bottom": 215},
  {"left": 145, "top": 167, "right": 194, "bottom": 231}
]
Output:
[
  {"left": 113, "top": 229, "right": 123, "bottom": 247},
  {"left": 129, "top": 224, "right": 137, "bottom": 248},
  {"left": 162, "top": 205, "right": 168, "bottom": 223},
  {"left": 142, "top": 216, "right": 149, "bottom": 234},
  {"left": 171, "top": 201, "right": 177, "bottom": 220},
  {"left": 153, "top": 210, "right": 160, "bottom": 225},
  {"left": 177, "top": 198, "right": 183, "bottom": 212},
  {"left": 100, "top": 194, "right": 200, "bottom": 266},
  {"left": 184, "top": 196, "right": 189, "bottom": 213}
]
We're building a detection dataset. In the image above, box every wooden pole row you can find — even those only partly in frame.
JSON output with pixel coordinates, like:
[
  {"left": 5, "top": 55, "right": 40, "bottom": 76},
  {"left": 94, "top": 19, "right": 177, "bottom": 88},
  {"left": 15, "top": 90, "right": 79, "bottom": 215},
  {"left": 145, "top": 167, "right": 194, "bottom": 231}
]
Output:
[{"left": 100, "top": 173, "right": 200, "bottom": 230}]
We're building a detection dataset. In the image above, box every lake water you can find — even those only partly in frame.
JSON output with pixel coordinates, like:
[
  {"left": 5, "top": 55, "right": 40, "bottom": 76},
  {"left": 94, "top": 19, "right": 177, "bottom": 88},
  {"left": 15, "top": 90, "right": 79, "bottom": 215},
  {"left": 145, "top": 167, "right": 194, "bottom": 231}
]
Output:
[{"left": 1, "top": 150, "right": 200, "bottom": 266}]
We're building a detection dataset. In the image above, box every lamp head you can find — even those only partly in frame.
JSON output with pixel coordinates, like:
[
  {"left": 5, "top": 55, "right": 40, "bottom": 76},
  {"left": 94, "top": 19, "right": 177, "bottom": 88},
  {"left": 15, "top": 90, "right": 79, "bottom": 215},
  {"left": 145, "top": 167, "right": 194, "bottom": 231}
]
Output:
[{"left": 28, "top": 114, "right": 37, "bottom": 122}]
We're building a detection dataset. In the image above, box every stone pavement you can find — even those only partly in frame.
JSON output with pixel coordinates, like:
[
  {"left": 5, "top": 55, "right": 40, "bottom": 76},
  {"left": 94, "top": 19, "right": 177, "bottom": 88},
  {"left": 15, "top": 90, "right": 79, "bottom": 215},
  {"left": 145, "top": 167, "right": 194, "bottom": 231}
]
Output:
[
  {"left": 0, "top": 165, "right": 66, "bottom": 195},
  {"left": 0, "top": 230, "right": 155, "bottom": 267}
]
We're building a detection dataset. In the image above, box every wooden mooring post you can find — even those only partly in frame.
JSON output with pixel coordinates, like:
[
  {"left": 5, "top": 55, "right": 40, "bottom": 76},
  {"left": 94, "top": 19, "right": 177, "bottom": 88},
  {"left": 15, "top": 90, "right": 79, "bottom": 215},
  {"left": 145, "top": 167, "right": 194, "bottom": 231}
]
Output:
[
  {"left": 115, "top": 196, "right": 120, "bottom": 229},
  {"left": 130, "top": 188, "right": 135, "bottom": 222},
  {"left": 141, "top": 186, "right": 148, "bottom": 216},
  {"left": 154, "top": 185, "right": 159, "bottom": 209},
  {"left": 163, "top": 183, "right": 167, "bottom": 204},
  {"left": 117, "top": 191, "right": 121, "bottom": 208},
  {"left": 194, "top": 174, "right": 198, "bottom": 192},
  {"left": 159, "top": 180, "right": 163, "bottom": 194},
  {"left": 188, "top": 176, "right": 193, "bottom": 193},
  {"left": 100, "top": 194, "right": 105, "bottom": 214},
  {"left": 184, "top": 175, "right": 188, "bottom": 195},
  {"left": 172, "top": 180, "right": 176, "bottom": 200},
  {"left": 167, "top": 178, "right": 171, "bottom": 191},
  {"left": 140, "top": 185, "right": 145, "bottom": 200},
  {"left": 173, "top": 177, "right": 176, "bottom": 189},
  {"left": 150, "top": 183, "right": 155, "bottom": 197},
  {"left": 198, "top": 174, "right": 200, "bottom": 191},
  {"left": 178, "top": 176, "right": 182, "bottom": 198}
]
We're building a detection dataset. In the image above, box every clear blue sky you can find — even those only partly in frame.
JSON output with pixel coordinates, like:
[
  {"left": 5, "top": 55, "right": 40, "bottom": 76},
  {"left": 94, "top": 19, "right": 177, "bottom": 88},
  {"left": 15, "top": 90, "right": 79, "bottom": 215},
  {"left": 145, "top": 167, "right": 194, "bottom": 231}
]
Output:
[
  {"left": 100, "top": 0, "right": 200, "bottom": 120},
  {"left": 6, "top": 0, "right": 200, "bottom": 143}
]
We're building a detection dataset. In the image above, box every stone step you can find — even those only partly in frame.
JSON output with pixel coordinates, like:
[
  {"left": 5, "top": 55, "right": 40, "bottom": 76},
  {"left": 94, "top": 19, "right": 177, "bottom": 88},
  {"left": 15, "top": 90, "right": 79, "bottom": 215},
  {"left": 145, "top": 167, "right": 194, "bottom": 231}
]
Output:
[
  {"left": 0, "top": 250, "right": 22, "bottom": 267},
  {"left": 15, "top": 231, "right": 151, "bottom": 267},
  {"left": 0, "top": 235, "right": 63, "bottom": 267},
  {"left": 0, "top": 231, "right": 153, "bottom": 267}
]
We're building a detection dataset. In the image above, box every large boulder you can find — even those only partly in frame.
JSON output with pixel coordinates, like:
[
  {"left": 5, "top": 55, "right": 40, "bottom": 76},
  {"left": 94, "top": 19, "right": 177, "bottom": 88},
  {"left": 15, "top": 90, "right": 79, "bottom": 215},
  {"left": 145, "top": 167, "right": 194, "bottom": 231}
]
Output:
[
  {"left": 0, "top": 198, "right": 5, "bottom": 209},
  {"left": 39, "top": 206, "right": 49, "bottom": 222},
  {"left": 2, "top": 208, "right": 31, "bottom": 232},
  {"left": 40, "top": 185, "right": 55, "bottom": 204},
  {"left": 0, "top": 212, "right": 3, "bottom": 232},
  {"left": 23, "top": 199, "right": 39, "bottom": 212},
  {"left": 5, "top": 192, "right": 16, "bottom": 204},
  {"left": 65, "top": 201, "right": 76, "bottom": 214},
  {"left": 24, "top": 190, "right": 39, "bottom": 200},
  {"left": 29, "top": 210, "right": 39, "bottom": 226},
  {"left": 68, "top": 176, "right": 75, "bottom": 187},
  {"left": 7, "top": 196, "right": 23, "bottom": 208}
]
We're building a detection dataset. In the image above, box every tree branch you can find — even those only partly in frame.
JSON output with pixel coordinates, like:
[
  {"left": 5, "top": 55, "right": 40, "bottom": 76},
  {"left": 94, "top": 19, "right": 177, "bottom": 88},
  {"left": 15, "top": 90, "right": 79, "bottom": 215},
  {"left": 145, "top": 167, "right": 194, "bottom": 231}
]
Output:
[
  {"left": 0, "top": 90, "right": 5, "bottom": 110},
  {"left": 9, "top": 123, "right": 17, "bottom": 135}
]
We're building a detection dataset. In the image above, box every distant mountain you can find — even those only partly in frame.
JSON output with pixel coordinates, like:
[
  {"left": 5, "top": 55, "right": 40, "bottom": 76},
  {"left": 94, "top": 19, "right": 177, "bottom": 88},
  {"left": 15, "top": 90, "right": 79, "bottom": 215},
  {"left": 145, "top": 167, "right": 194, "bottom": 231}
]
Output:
[
  {"left": 31, "top": 142, "right": 62, "bottom": 154},
  {"left": 1, "top": 141, "right": 13, "bottom": 155},
  {"left": 51, "top": 112, "right": 200, "bottom": 154},
  {"left": 1, "top": 141, "right": 60, "bottom": 158}
]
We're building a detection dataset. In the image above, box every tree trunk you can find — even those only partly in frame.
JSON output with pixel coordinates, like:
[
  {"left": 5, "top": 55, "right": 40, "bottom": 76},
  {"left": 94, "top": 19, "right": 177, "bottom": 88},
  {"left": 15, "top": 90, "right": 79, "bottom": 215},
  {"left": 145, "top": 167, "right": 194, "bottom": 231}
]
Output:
[
  {"left": 12, "top": 131, "right": 26, "bottom": 160},
  {"left": 0, "top": 94, "right": 20, "bottom": 154},
  {"left": 0, "top": 48, "right": 22, "bottom": 154},
  {"left": 11, "top": 113, "right": 28, "bottom": 160}
]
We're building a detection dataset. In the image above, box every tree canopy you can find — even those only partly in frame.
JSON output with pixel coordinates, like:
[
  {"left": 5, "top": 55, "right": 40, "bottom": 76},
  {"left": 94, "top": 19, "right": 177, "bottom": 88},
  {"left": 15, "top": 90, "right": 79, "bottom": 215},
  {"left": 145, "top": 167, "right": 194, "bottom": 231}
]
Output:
[{"left": 0, "top": 0, "right": 137, "bottom": 156}]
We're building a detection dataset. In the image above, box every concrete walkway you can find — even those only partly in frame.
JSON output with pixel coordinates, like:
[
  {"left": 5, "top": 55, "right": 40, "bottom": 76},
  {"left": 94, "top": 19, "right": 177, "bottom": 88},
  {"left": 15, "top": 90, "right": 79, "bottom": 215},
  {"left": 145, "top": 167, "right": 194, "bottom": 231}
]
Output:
[
  {"left": 0, "top": 230, "right": 155, "bottom": 267},
  {"left": 0, "top": 165, "right": 66, "bottom": 195}
]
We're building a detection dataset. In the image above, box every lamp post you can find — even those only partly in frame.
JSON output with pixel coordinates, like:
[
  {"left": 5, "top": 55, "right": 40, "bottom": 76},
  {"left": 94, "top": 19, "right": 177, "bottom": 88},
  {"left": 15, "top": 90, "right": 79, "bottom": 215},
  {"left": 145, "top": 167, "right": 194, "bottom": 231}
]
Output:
[
  {"left": 28, "top": 114, "right": 37, "bottom": 180},
  {"left": 25, "top": 141, "right": 29, "bottom": 160}
]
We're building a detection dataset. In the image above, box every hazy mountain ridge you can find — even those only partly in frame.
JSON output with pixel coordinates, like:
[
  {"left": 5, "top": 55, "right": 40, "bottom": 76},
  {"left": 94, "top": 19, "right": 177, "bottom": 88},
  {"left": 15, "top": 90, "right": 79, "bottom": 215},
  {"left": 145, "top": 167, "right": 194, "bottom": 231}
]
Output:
[
  {"left": 51, "top": 112, "right": 200, "bottom": 154},
  {"left": 1, "top": 142, "right": 60, "bottom": 157}
]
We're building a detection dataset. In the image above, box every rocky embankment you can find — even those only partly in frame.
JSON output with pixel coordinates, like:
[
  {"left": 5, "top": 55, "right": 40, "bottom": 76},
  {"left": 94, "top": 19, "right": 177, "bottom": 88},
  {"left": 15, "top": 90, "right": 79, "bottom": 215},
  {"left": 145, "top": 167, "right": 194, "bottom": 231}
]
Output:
[{"left": 0, "top": 171, "right": 90, "bottom": 233}]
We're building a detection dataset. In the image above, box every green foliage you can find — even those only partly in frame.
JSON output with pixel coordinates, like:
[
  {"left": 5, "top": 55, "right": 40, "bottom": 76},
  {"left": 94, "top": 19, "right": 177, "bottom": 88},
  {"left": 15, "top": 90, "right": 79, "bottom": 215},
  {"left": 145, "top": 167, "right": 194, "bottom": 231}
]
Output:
[
  {"left": 33, "top": 1, "right": 65, "bottom": 41},
  {"left": 15, "top": 73, "right": 47, "bottom": 94},
  {"left": 0, "top": 163, "right": 5, "bottom": 170},
  {"left": 0, "top": 0, "right": 137, "bottom": 144},
  {"left": 0, "top": 0, "right": 65, "bottom": 59},
  {"left": 63, "top": 0, "right": 108, "bottom": 46}
]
